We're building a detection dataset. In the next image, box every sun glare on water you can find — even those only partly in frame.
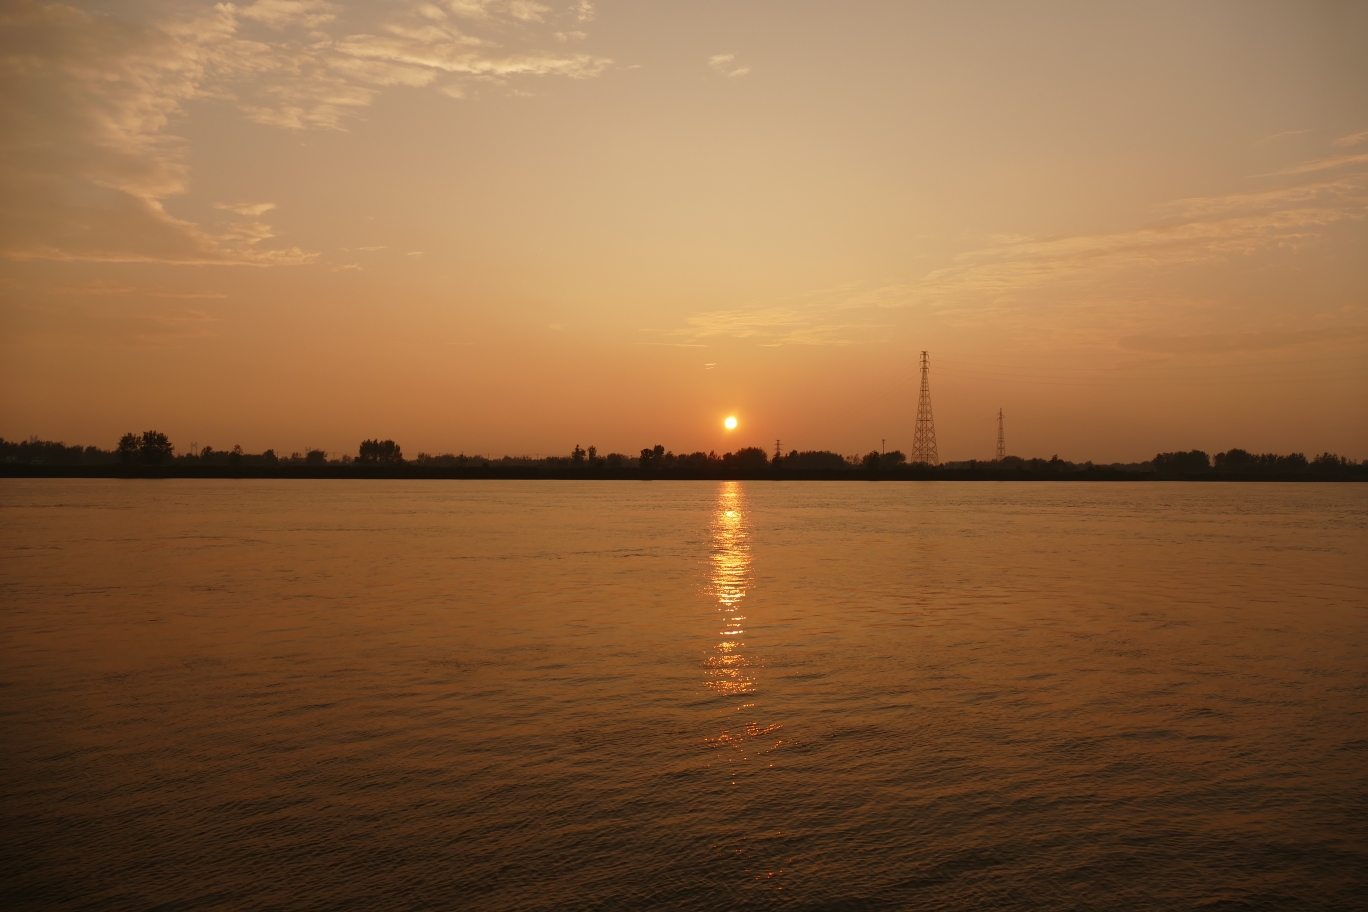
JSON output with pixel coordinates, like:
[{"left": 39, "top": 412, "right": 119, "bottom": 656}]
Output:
[{"left": 724, "top": 416, "right": 738, "bottom": 430}]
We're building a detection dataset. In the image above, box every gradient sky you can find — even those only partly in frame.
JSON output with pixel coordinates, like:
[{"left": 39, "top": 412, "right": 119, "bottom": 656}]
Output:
[{"left": 2, "top": 0, "right": 1365, "bottom": 461}]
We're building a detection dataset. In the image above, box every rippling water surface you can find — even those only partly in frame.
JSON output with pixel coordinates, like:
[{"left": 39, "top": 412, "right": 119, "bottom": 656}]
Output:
[{"left": 2, "top": 480, "right": 1365, "bottom": 910}]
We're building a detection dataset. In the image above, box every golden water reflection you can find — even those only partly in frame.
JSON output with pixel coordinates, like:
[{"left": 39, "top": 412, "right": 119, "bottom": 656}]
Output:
[
  {"left": 706, "top": 482, "right": 755, "bottom": 696},
  {"left": 703, "top": 482, "right": 785, "bottom": 788}
]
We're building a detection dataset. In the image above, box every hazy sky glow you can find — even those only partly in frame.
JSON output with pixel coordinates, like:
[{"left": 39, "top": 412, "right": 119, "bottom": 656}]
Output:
[{"left": 2, "top": 0, "right": 1365, "bottom": 460}]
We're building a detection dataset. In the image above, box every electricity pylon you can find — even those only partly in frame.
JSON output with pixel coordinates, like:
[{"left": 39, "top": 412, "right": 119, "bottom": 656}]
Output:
[
  {"left": 912, "top": 351, "right": 938, "bottom": 465},
  {"left": 996, "top": 408, "right": 1005, "bottom": 461}
]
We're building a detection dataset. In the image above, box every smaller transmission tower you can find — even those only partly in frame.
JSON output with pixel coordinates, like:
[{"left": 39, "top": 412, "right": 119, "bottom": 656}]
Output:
[
  {"left": 774, "top": 439, "right": 782, "bottom": 461},
  {"left": 912, "top": 351, "right": 939, "bottom": 465},
  {"left": 996, "top": 409, "right": 1005, "bottom": 461}
]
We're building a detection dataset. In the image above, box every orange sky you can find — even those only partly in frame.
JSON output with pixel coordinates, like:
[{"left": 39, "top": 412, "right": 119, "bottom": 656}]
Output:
[{"left": 2, "top": 0, "right": 1365, "bottom": 461}]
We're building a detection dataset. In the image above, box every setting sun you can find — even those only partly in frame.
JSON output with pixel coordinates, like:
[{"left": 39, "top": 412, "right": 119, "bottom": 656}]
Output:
[{"left": 724, "top": 416, "right": 738, "bottom": 431}]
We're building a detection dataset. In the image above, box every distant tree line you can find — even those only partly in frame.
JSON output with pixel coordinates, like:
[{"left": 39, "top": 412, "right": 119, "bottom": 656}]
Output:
[
  {"left": 1151, "top": 449, "right": 1354, "bottom": 478},
  {"left": 1, "top": 434, "right": 1364, "bottom": 480}
]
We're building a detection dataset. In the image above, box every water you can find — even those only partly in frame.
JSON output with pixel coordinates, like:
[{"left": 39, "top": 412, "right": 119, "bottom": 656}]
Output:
[{"left": 1, "top": 480, "right": 1365, "bottom": 910}]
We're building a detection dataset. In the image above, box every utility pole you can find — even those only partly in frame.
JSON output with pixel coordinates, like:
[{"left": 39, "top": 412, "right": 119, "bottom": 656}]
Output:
[
  {"left": 912, "top": 351, "right": 939, "bottom": 465},
  {"left": 882, "top": 438, "right": 886, "bottom": 455},
  {"left": 996, "top": 409, "right": 1005, "bottom": 461}
]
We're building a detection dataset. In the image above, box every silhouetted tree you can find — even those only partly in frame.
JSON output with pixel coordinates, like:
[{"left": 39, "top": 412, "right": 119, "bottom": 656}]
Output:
[
  {"left": 0, "top": 437, "right": 96, "bottom": 465},
  {"left": 781, "top": 450, "right": 848, "bottom": 472},
  {"left": 118, "top": 430, "right": 173, "bottom": 465},
  {"left": 117, "top": 433, "right": 140, "bottom": 464},
  {"left": 1153, "top": 450, "right": 1209, "bottom": 476},
  {"left": 305, "top": 449, "right": 327, "bottom": 466},
  {"left": 862, "top": 451, "right": 881, "bottom": 470},
  {"left": 1215, "top": 449, "right": 1312, "bottom": 474},
  {"left": 139, "top": 431, "right": 174, "bottom": 464},
  {"left": 1311, "top": 452, "right": 1349, "bottom": 473},
  {"left": 1280, "top": 452, "right": 1308, "bottom": 470},
  {"left": 229, "top": 444, "right": 243, "bottom": 467},
  {"left": 572, "top": 444, "right": 586, "bottom": 463},
  {"left": 721, "top": 447, "right": 769, "bottom": 472},
  {"left": 881, "top": 450, "right": 907, "bottom": 468},
  {"left": 1214, "top": 448, "right": 1253, "bottom": 469},
  {"left": 358, "top": 439, "right": 403, "bottom": 463}
]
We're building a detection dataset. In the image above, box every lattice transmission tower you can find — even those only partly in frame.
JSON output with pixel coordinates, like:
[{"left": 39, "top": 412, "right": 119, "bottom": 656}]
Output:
[
  {"left": 912, "top": 351, "right": 938, "bottom": 465},
  {"left": 996, "top": 408, "right": 1005, "bottom": 461}
]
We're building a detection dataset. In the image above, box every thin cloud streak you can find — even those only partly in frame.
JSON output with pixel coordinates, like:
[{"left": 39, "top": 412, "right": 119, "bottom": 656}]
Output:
[
  {"left": 1256, "top": 128, "right": 1309, "bottom": 145},
  {"left": 708, "top": 53, "right": 749, "bottom": 77},
  {"left": 1266, "top": 152, "right": 1368, "bottom": 176},
  {"left": 1118, "top": 327, "right": 1368, "bottom": 354},
  {"left": 669, "top": 147, "right": 1367, "bottom": 347}
]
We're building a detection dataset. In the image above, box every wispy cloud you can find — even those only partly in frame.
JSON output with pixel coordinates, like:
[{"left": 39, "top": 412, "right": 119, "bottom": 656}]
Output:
[
  {"left": 1268, "top": 152, "right": 1368, "bottom": 176},
  {"left": 216, "top": 202, "right": 276, "bottom": 216},
  {"left": 1333, "top": 130, "right": 1368, "bottom": 148},
  {"left": 906, "top": 173, "right": 1367, "bottom": 307},
  {"left": 0, "top": 0, "right": 613, "bottom": 265},
  {"left": 1119, "top": 327, "right": 1368, "bottom": 354},
  {"left": 445, "top": 0, "right": 551, "bottom": 24},
  {"left": 237, "top": 0, "right": 339, "bottom": 30},
  {"left": 338, "top": 19, "right": 610, "bottom": 81},
  {"left": 667, "top": 145, "right": 1368, "bottom": 346},
  {"left": 670, "top": 293, "right": 892, "bottom": 347},
  {"left": 708, "top": 53, "right": 749, "bottom": 78},
  {"left": 46, "top": 280, "right": 225, "bottom": 299},
  {"left": 1255, "top": 128, "right": 1308, "bottom": 145}
]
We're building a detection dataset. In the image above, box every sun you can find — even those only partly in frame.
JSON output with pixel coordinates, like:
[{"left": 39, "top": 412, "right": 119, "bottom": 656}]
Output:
[{"left": 724, "top": 416, "right": 738, "bottom": 430}]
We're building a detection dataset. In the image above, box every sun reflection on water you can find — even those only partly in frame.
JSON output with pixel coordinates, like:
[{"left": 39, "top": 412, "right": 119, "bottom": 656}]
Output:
[
  {"left": 706, "top": 483, "right": 755, "bottom": 696},
  {"left": 700, "top": 481, "right": 787, "bottom": 787},
  {"left": 703, "top": 483, "right": 788, "bottom": 811}
]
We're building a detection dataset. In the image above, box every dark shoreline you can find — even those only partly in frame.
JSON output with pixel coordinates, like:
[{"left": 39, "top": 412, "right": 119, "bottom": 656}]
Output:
[{"left": 2, "top": 465, "right": 1361, "bottom": 482}]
